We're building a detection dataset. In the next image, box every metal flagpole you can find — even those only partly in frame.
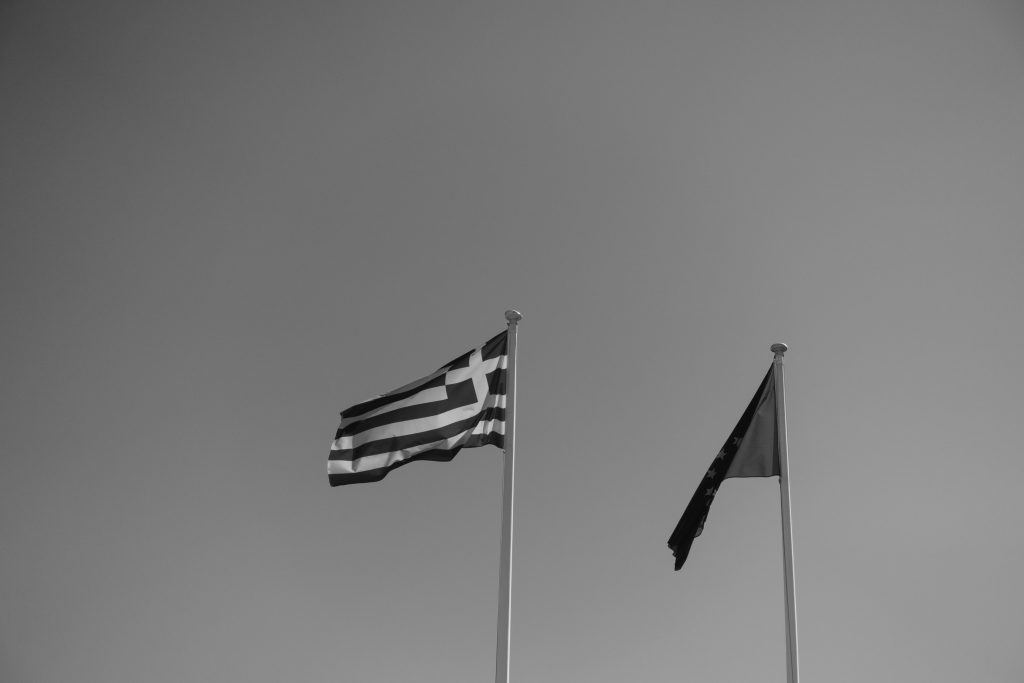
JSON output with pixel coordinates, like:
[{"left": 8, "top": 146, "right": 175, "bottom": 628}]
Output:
[
  {"left": 495, "top": 309, "right": 521, "bottom": 683},
  {"left": 771, "top": 343, "right": 800, "bottom": 683}
]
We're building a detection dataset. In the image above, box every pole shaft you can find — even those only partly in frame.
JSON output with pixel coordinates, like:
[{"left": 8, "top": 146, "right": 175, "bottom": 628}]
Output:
[
  {"left": 495, "top": 311, "right": 521, "bottom": 683},
  {"left": 772, "top": 345, "right": 800, "bottom": 683}
]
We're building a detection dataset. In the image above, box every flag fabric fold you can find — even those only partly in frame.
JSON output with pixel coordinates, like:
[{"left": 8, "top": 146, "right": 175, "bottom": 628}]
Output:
[
  {"left": 328, "top": 331, "right": 508, "bottom": 486},
  {"left": 668, "top": 367, "right": 779, "bottom": 570}
]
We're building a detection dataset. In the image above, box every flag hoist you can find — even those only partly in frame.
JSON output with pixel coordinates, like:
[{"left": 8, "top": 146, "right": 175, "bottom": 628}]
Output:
[
  {"left": 495, "top": 309, "right": 521, "bottom": 683},
  {"left": 328, "top": 310, "right": 522, "bottom": 683},
  {"left": 667, "top": 343, "right": 799, "bottom": 683},
  {"left": 773, "top": 343, "right": 799, "bottom": 683}
]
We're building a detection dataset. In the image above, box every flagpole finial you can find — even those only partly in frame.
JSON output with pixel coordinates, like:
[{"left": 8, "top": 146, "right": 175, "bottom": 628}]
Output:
[
  {"left": 505, "top": 309, "right": 523, "bottom": 324},
  {"left": 771, "top": 342, "right": 788, "bottom": 357}
]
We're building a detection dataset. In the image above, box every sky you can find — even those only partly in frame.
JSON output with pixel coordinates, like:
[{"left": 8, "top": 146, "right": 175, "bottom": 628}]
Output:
[{"left": 2, "top": 1, "right": 1024, "bottom": 681}]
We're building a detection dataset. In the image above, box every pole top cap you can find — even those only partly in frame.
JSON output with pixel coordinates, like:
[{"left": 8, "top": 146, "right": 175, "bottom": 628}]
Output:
[
  {"left": 505, "top": 309, "right": 523, "bottom": 323},
  {"left": 771, "top": 342, "right": 789, "bottom": 356}
]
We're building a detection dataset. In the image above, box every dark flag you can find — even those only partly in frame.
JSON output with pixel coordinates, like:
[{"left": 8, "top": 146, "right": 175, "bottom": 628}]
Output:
[
  {"left": 328, "top": 331, "right": 507, "bottom": 486},
  {"left": 668, "top": 368, "right": 779, "bottom": 570}
]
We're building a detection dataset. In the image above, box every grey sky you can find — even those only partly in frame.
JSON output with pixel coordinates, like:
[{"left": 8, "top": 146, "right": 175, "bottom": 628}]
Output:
[{"left": 3, "top": 1, "right": 1023, "bottom": 681}]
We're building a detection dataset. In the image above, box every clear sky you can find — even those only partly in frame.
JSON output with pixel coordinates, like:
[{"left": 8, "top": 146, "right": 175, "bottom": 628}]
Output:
[{"left": 3, "top": 1, "right": 1024, "bottom": 681}]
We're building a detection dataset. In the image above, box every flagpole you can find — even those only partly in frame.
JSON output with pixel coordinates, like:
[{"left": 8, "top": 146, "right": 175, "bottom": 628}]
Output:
[
  {"left": 771, "top": 343, "right": 799, "bottom": 683},
  {"left": 495, "top": 309, "right": 521, "bottom": 683}
]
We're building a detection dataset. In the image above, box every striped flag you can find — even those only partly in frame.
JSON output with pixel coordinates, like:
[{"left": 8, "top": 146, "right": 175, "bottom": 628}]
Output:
[{"left": 328, "top": 331, "right": 508, "bottom": 486}]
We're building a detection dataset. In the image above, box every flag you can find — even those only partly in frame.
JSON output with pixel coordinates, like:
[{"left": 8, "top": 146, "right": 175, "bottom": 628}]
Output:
[
  {"left": 328, "top": 331, "right": 508, "bottom": 486},
  {"left": 668, "top": 367, "right": 779, "bottom": 570}
]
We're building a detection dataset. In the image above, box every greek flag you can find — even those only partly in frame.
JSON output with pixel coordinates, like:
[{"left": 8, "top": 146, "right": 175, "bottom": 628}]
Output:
[{"left": 328, "top": 331, "right": 508, "bottom": 486}]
